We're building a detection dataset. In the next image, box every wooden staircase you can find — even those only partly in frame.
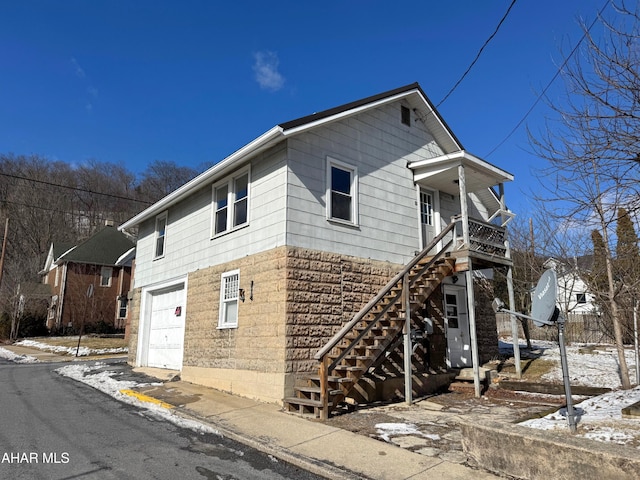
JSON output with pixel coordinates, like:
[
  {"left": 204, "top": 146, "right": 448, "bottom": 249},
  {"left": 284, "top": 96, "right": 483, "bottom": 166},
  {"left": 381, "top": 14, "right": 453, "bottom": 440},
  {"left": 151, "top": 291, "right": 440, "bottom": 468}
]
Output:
[{"left": 284, "top": 224, "right": 457, "bottom": 419}]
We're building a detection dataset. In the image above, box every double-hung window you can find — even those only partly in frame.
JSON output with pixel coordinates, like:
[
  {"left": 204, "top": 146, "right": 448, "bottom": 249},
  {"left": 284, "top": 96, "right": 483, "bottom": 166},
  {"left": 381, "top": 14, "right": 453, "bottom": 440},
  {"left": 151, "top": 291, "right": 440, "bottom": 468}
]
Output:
[
  {"left": 100, "top": 266, "right": 113, "bottom": 287},
  {"left": 154, "top": 212, "right": 167, "bottom": 259},
  {"left": 117, "top": 297, "right": 128, "bottom": 319},
  {"left": 218, "top": 270, "right": 240, "bottom": 328},
  {"left": 213, "top": 170, "right": 250, "bottom": 236},
  {"left": 327, "top": 158, "right": 358, "bottom": 224}
]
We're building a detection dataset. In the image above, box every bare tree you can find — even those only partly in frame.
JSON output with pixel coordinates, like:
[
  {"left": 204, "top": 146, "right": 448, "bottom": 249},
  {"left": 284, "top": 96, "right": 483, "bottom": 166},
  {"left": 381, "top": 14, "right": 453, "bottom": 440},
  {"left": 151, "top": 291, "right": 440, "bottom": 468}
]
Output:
[
  {"left": 135, "top": 160, "right": 199, "bottom": 203},
  {"left": 529, "top": 2, "right": 640, "bottom": 388}
]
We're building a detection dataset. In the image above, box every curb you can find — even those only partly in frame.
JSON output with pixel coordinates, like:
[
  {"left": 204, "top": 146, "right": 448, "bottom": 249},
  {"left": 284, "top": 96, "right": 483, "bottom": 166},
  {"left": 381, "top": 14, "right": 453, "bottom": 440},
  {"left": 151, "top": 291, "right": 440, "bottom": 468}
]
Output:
[
  {"left": 127, "top": 388, "right": 367, "bottom": 480},
  {"left": 119, "top": 389, "right": 175, "bottom": 409}
]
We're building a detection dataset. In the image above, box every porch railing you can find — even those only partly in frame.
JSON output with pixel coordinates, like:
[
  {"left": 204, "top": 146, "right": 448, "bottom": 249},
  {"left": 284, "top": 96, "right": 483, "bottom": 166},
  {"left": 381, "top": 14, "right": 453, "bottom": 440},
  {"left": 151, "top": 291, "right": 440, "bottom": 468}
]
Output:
[{"left": 451, "top": 214, "right": 507, "bottom": 257}]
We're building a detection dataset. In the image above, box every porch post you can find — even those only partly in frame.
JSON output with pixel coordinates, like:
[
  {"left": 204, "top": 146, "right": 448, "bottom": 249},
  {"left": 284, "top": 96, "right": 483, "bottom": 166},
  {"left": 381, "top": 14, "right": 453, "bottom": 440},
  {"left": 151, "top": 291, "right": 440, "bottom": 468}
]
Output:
[
  {"left": 458, "top": 165, "right": 482, "bottom": 397},
  {"left": 500, "top": 183, "right": 522, "bottom": 378}
]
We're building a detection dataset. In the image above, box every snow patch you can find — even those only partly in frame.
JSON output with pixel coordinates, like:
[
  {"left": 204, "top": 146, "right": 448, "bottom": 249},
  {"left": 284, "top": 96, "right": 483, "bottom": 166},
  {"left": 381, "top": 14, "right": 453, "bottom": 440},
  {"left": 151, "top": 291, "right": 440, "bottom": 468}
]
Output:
[
  {"left": 375, "top": 422, "right": 441, "bottom": 442},
  {"left": 0, "top": 347, "right": 38, "bottom": 363},
  {"left": 16, "top": 339, "right": 127, "bottom": 357},
  {"left": 56, "top": 363, "right": 221, "bottom": 436}
]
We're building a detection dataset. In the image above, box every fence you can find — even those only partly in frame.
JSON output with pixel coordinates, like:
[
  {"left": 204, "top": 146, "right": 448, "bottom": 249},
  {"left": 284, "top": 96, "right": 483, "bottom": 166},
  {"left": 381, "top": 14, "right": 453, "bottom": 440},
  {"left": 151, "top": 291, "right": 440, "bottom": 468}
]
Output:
[{"left": 496, "top": 312, "right": 613, "bottom": 344}]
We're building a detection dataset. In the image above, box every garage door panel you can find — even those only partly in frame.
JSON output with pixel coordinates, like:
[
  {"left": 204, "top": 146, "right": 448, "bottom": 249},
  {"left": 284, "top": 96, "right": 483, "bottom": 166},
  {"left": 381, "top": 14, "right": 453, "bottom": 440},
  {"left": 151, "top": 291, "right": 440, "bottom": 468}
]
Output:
[{"left": 145, "top": 284, "right": 185, "bottom": 370}]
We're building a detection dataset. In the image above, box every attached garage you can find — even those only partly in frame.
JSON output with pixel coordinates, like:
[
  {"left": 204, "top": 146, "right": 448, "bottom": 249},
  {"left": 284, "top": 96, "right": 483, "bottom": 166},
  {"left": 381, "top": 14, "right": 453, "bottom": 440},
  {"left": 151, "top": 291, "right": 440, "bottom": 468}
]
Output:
[{"left": 138, "top": 279, "right": 187, "bottom": 371}]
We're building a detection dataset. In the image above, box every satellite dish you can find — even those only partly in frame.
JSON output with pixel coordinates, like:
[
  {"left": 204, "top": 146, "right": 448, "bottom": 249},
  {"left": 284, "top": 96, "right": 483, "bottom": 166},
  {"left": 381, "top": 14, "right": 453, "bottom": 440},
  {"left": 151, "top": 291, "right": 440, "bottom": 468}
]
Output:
[{"left": 530, "top": 269, "right": 560, "bottom": 327}]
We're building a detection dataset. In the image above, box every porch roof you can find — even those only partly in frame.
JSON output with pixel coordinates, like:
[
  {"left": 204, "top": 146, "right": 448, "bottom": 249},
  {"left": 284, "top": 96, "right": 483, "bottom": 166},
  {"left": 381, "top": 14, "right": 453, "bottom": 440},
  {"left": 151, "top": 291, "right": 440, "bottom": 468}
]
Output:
[{"left": 408, "top": 150, "right": 514, "bottom": 196}]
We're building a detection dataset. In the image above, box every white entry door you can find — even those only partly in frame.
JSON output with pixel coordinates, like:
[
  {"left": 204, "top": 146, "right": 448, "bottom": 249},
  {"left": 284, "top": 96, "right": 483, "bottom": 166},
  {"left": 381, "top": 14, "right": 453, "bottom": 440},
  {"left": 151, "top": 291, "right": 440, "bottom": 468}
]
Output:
[
  {"left": 443, "top": 285, "right": 471, "bottom": 368},
  {"left": 147, "top": 284, "right": 185, "bottom": 370},
  {"left": 420, "top": 188, "right": 436, "bottom": 247}
]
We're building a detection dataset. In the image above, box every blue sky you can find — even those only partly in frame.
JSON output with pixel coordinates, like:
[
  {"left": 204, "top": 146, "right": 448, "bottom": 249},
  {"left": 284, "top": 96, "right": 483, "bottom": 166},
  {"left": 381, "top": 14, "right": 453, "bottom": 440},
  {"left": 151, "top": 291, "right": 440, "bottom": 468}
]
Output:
[{"left": 0, "top": 1, "right": 610, "bottom": 215}]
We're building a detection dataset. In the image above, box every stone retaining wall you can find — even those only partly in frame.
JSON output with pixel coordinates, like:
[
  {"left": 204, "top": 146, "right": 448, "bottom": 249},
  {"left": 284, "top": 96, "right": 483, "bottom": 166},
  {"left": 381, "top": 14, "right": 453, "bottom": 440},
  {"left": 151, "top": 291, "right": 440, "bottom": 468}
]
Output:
[{"left": 460, "top": 418, "right": 640, "bottom": 480}]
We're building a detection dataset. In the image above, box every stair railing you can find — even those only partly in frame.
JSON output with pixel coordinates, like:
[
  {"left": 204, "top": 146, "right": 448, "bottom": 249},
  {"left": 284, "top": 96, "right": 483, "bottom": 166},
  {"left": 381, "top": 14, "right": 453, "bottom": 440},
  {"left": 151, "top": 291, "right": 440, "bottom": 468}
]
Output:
[{"left": 313, "top": 221, "right": 458, "bottom": 407}]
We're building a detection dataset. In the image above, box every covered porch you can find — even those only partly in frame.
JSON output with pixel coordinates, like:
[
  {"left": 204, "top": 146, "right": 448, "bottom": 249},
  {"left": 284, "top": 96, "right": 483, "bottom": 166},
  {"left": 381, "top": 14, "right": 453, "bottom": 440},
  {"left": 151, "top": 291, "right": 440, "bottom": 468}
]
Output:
[{"left": 409, "top": 150, "right": 519, "bottom": 397}]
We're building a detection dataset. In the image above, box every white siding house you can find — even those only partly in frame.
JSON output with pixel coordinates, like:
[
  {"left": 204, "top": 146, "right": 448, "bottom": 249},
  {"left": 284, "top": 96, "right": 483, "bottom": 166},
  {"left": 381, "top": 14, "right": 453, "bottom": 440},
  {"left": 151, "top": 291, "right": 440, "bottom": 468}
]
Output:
[{"left": 120, "top": 83, "right": 515, "bottom": 408}]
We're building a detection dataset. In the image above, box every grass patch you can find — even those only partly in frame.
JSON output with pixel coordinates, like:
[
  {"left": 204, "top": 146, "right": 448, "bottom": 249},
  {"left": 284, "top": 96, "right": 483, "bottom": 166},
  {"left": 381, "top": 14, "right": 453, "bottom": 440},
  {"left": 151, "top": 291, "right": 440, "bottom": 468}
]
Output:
[{"left": 499, "top": 357, "right": 557, "bottom": 381}]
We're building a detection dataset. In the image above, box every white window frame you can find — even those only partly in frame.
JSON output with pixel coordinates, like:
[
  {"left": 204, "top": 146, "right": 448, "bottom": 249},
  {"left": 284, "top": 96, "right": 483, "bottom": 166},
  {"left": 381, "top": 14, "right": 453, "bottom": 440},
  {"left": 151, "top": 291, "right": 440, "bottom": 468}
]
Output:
[
  {"left": 117, "top": 296, "right": 128, "bottom": 319},
  {"left": 326, "top": 157, "right": 358, "bottom": 226},
  {"left": 218, "top": 270, "right": 240, "bottom": 329},
  {"left": 154, "top": 212, "right": 168, "bottom": 259},
  {"left": 211, "top": 168, "right": 250, "bottom": 238},
  {"left": 100, "top": 266, "right": 113, "bottom": 287}
]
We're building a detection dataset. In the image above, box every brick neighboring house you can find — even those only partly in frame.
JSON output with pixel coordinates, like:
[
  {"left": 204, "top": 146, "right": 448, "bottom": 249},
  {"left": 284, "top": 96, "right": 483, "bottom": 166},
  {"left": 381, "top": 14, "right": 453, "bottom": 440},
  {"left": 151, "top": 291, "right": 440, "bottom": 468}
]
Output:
[
  {"left": 119, "top": 83, "right": 516, "bottom": 417},
  {"left": 41, "top": 223, "right": 135, "bottom": 333}
]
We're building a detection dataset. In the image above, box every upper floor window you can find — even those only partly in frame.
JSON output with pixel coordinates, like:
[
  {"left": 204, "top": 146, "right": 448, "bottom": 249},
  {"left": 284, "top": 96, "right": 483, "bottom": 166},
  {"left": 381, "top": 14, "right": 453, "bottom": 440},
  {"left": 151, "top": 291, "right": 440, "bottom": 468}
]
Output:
[
  {"left": 154, "top": 212, "right": 167, "bottom": 259},
  {"left": 576, "top": 293, "right": 587, "bottom": 304},
  {"left": 401, "top": 105, "right": 411, "bottom": 126},
  {"left": 218, "top": 270, "right": 240, "bottom": 329},
  {"left": 100, "top": 266, "right": 113, "bottom": 287},
  {"left": 213, "top": 169, "right": 250, "bottom": 236},
  {"left": 327, "top": 157, "right": 358, "bottom": 225}
]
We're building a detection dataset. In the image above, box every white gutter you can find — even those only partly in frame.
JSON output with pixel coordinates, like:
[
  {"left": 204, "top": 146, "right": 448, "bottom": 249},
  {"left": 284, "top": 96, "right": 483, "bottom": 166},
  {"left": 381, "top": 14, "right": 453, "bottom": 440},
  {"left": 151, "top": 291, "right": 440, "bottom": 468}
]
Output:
[{"left": 119, "top": 126, "right": 284, "bottom": 231}]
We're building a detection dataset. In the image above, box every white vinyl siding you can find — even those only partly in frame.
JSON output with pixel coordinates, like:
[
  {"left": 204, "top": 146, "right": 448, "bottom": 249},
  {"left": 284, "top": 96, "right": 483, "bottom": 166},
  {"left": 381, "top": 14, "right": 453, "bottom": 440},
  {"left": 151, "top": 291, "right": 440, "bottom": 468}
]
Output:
[
  {"left": 285, "top": 101, "right": 442, "bottom": 264},
  {"left": 218, "top": 270, "right": 239, "bottom": 329},
  {"left": 131, "top": 100, "right": 459, "bottom": 287},
  {"left": 132, "top": 144, "right": 287, "bottom": 288}
]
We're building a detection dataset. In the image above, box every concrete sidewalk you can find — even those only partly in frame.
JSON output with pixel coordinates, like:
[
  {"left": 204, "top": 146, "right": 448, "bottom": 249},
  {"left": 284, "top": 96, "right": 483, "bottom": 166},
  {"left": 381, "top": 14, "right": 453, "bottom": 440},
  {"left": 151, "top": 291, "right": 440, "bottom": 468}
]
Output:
[{"left": 131, "top": 368, "right": 501, "bottom": 480}]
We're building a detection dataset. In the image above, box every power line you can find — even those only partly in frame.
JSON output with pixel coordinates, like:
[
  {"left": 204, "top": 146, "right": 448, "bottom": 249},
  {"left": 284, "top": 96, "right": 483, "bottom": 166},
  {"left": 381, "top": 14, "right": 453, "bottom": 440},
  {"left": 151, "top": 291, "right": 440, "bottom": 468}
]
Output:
[
  {"left": 485, "top": 0, "right": 611, "bottom": 158},
  {"left": 437, "top": 0, "right": 518, "bottom": 108},
  {"left": 0, "top": 172, "right": 153, "bottom": 205}
]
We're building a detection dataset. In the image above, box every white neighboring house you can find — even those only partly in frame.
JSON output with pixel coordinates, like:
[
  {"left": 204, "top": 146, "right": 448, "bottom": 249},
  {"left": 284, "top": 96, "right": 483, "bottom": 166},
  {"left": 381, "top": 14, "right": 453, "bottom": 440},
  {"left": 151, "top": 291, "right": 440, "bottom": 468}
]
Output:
[
  {"left": 544, "top": 258, "right": 599, "bottom": 317},
  {"left": 119, "top": 83, "right": 516, "bottom": 414}
]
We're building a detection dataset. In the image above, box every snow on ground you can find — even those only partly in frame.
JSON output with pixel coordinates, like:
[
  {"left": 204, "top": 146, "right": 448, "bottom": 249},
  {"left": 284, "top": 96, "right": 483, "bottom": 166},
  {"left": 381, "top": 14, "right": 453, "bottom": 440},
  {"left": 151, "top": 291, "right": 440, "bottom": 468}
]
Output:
[
  {"left": 56, "top": 362, "right": 220, "bottom": 436},
  {"left": 16, "top": 338, "right": 128, "bottom": 357},
  {"left": 375, "top": 423, "right": 441, "bottom": 442},
  {"left": 525, "top": 340, "right": 639, "bottom": 389},
  {"left": 502, "top": 339, "right": 640, "bottom": 446},
  {"left": 0, "top": 347, "right": 38, "bottom": 363}
]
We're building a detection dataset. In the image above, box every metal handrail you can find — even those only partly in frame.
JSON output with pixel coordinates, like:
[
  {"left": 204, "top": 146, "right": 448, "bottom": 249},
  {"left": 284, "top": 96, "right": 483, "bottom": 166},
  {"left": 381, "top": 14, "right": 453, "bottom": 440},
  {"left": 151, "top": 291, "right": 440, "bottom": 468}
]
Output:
[{"left": 314, "top": 221, "right": 457, "bottom": 362}]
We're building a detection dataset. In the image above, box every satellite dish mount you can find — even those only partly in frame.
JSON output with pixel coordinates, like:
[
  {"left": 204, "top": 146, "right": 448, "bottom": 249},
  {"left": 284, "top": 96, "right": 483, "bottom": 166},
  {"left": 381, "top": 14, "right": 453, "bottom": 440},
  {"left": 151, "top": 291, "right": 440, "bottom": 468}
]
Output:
[{"left": 493, "top": 269, "right": 577, "bottom": 433}]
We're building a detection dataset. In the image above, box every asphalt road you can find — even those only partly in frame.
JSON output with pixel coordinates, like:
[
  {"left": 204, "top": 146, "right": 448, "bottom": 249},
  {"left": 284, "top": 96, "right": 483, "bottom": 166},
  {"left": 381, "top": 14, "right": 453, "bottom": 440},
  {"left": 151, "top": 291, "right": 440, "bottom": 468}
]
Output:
[{"left": 0, "top": 358, "right": 325, "bottom": 480}]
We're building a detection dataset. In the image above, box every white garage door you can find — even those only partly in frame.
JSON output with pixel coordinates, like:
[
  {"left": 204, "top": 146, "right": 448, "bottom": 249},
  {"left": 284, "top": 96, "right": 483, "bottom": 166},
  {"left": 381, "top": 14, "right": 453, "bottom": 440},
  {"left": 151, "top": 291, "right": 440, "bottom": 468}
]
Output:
[{"left": 147, "top": 284, "right": 185, "bottom": 370}]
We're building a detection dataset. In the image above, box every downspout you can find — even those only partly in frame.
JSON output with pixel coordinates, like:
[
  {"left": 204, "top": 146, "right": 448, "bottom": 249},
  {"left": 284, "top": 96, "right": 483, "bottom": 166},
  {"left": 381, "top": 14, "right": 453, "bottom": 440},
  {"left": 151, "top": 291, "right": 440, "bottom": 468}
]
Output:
[{"left": 458, "top": 164, "right": 481, "bottom": 397}]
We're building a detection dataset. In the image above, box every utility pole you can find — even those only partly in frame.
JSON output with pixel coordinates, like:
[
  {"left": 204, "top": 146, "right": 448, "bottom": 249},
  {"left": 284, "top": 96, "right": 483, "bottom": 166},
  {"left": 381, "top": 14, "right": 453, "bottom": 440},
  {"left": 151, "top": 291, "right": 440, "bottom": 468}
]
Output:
[{"left": 0, "top": 217, "right": 9, "bottom": 288}]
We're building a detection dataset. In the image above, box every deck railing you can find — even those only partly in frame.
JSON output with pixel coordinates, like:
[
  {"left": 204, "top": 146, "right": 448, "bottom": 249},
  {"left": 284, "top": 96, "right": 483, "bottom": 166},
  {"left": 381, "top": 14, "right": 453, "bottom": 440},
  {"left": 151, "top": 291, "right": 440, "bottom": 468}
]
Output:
[{"left": 451, "top": 215, "right": 507, "bottom": 258}]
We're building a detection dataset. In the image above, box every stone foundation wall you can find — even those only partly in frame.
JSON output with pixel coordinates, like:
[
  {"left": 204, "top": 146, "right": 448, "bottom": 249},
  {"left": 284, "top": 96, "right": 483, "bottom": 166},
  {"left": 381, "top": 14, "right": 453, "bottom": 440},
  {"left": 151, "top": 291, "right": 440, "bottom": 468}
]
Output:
[
  {"left": 127, "top": 243, "right": 502, "bottom": 404},
  {"left": 180, "top": 247, "right": 289, "bottom": 403},
  {"left": 126, "top": 287, "right": 142, "bottom": 365},
  {"left": 284, "top": 247, "right": 400, "bottom": 375}
]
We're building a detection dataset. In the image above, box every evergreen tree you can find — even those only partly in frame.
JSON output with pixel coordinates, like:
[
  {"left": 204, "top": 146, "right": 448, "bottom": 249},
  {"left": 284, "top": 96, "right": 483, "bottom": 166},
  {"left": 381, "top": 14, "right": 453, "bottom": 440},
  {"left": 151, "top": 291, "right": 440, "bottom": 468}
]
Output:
[{"left": 615, "top": 207, "right": 640, "bottom": 342}]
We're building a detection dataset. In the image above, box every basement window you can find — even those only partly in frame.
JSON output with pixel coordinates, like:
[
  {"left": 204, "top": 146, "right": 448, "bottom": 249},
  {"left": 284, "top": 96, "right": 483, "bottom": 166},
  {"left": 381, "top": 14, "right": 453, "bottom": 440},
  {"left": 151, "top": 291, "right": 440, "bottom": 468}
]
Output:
[{"left": 218, "top": 270, "right": 240, "bottom": 329}]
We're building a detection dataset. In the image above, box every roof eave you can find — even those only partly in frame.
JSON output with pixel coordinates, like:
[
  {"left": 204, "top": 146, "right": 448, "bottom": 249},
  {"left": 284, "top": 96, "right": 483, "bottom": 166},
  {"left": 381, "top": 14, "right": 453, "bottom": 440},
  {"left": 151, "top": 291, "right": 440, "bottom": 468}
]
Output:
[
  {"left": 119, "top": 126, "right": 284, "bottom": 231},
  {"left": 409, "top": 150, "right": 514, "bottom": 183}
]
